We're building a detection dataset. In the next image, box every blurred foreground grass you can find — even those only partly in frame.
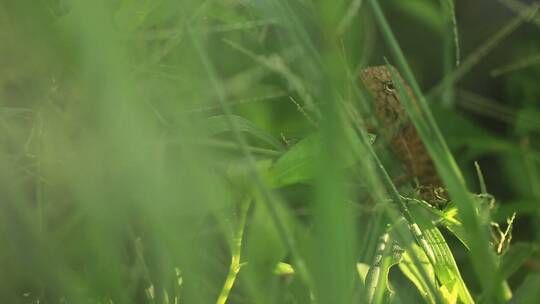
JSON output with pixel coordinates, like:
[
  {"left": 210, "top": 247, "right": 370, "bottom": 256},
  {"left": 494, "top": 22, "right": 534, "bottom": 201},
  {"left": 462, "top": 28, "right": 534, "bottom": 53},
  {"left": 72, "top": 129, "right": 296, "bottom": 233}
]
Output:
[{"left": 1, "top": 0, "right": 540, "bottom": 303}]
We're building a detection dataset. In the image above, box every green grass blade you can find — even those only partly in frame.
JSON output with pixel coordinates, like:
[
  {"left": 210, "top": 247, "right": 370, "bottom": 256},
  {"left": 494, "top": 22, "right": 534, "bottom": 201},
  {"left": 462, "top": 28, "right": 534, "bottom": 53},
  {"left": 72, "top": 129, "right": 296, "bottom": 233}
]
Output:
[{"left": 409, "top": 204, "right": 474, "bottom": 304}]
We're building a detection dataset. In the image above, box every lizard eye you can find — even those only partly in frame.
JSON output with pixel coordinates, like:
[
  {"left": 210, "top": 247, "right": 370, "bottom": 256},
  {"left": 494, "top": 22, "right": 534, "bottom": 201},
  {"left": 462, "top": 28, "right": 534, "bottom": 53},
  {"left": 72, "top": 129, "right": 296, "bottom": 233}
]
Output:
[{"left": 383, "top": 82, "right": 395, "bottom": 93}]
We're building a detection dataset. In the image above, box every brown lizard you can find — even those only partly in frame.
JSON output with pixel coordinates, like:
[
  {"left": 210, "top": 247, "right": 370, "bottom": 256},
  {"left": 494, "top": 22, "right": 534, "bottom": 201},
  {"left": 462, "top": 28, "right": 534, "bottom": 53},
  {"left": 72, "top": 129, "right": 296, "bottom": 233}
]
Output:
[{"left": 359, "top": 65, "right": 447, "bottom": 205}]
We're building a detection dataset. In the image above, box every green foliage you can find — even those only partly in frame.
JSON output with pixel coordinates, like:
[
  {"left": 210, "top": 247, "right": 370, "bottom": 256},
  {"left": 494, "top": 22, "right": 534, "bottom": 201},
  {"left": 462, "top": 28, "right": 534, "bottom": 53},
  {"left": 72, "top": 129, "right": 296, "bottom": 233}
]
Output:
[{"left": 1, "top": 0, "right": 540, "bottom": 303}]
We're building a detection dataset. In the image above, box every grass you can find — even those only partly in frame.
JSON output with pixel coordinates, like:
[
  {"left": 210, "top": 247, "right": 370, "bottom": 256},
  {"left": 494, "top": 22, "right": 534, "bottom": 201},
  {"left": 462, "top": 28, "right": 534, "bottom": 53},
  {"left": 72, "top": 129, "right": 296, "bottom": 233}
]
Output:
[{"left": 1, "top": 0, "right": 540, "bottom": 303}]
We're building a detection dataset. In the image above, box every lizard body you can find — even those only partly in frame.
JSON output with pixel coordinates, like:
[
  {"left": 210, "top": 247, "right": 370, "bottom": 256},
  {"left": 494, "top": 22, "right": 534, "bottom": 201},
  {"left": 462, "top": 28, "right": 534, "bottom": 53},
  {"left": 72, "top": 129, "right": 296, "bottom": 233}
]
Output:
[{"left": 360, "top": 66, "right": 446, "bottom": 203}]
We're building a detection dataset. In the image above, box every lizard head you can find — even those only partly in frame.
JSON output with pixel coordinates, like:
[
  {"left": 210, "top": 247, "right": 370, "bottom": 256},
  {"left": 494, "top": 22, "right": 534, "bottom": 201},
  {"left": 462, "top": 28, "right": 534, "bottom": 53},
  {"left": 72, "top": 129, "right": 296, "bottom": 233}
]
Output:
[{"left": 359, "top": 65, "right": 412, "bottom": 133}]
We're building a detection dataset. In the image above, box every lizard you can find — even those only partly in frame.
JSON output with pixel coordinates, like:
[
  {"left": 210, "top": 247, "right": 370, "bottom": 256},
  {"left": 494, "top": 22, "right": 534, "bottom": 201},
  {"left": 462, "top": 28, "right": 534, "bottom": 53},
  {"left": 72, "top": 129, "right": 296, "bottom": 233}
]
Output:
[
  {"left": 359, "top": 67, "right": 490, "bottom": 304},
  {"left": 359, "top": 65, "right": 447, "bottom": 207}
]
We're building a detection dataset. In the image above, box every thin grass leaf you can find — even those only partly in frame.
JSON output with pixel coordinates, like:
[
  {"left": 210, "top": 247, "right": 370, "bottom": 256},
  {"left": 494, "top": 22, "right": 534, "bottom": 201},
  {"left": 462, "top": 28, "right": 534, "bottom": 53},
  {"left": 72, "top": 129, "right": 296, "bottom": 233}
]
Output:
[
  {"left": 428, "top": 3, "right": 540, "bottom": 98},
  {"left": 202, "top": 115, "right": 285, "bottom": 151},
  {"left": 439, "top": 0, "right": 460, "bottom": 107},
  {"left": 216, "top": 197, "right": 251, "bottom": 304},
  {"left": 444, "top": 0, "right": 460, "bottom": 66},
  {"left": 223, "top": 39, "right": 317, "bottom": 111},
  {"left": 399, "top": 243, "right": 437, "bottom": 304},
  {"left": 365, "top": 231, "right": 404, "bottom": 304},
  {"left": 498, "top": 0, "right": 540, "bottom": 28},
  {"left": 337, "top": 0, "right": 364, "bottom": 35},
  {"left": 392, "top": 0, "right": 444, "bottom": 32},
  {"left": 490, "top": 53, "right": 540, "bottom": 77}
]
